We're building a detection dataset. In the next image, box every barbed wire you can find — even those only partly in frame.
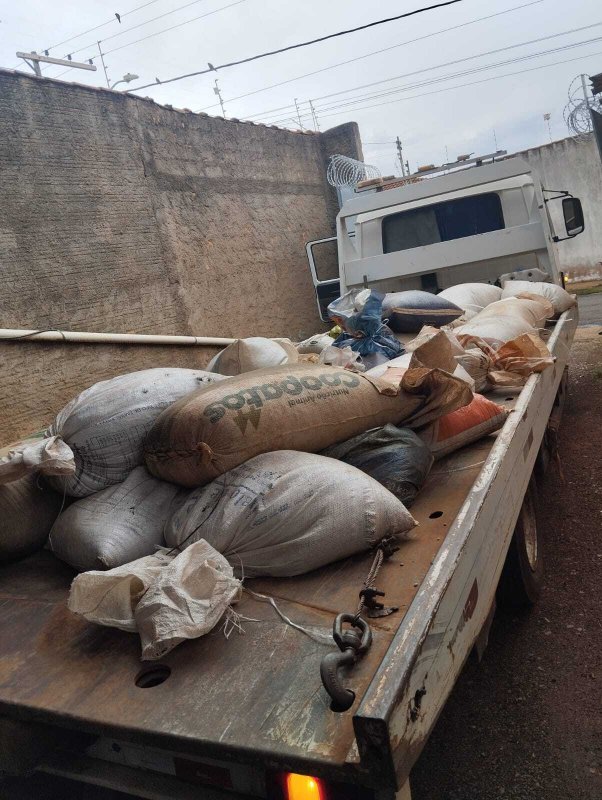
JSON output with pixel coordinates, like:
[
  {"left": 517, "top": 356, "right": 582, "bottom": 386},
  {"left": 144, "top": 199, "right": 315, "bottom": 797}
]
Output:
[
  {"left": 563, "top": 74, "right": 598, "bottom": 141},
  {"left": 327, "top": 155, "right": 381, "bottom": 187}
]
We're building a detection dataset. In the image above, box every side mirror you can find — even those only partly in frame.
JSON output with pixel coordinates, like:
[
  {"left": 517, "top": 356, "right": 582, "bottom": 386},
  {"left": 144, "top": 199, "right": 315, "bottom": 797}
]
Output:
[{"left": 562, "top": 196, "right": 584, "bottom": 237}]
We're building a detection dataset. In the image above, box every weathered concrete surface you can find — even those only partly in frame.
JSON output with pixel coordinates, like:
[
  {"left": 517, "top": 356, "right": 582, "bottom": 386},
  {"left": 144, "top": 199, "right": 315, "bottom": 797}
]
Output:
[
  {"left": 517, "top": 135, "right": 602, "bottom": 273},
  {"left": 0, "top": 70, "right": 360, "bottom": 442}
]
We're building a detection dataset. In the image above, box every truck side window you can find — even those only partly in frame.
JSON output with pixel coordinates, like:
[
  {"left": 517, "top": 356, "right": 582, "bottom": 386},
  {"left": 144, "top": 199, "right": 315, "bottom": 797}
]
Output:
[{"left": 382, "top": 193, "right": 504, "bottom": 254}]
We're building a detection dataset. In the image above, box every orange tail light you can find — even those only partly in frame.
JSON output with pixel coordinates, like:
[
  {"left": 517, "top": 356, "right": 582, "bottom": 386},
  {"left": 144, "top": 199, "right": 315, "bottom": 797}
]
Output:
[{"left": 285, "top": 773, "right": 325, "bottom": 800}]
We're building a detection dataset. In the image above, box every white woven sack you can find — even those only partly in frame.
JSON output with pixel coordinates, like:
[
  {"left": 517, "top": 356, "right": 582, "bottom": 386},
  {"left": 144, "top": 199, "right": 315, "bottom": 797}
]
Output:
[
  {"left": 455, "top": 297, "right": 552, "bottom": 345},
  {"left": 207, "top": 337, "right": 298, "bottom": 375},
  {"left": 438, "top": 283, "right": 502, "bottom": 316},
  {"left": 68, "top": 540, "right": 242, "bottom": 660},
  {"left": 49, "top": 466, "right": 186, "bottom": 572},
  {"left": 501, "top": 280, "right": 576, "bottom": 315},
  {"left": 0, "top": 369, "right": 223, "bottom": 497},
  {"left": 165, "top": 450, "right": 417, "bottom": 577}
]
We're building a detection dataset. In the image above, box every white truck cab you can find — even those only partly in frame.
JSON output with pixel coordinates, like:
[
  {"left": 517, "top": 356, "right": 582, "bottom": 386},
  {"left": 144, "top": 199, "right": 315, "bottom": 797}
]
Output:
[{"left": 307, "top": 156, "right": 584, "bottom": 321}]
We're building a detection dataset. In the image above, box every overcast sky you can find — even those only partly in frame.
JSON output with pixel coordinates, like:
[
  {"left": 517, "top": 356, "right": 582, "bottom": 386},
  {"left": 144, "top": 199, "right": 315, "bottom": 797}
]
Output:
[{"left": 2, "top": 0, "right": 601, "bottom": 174}]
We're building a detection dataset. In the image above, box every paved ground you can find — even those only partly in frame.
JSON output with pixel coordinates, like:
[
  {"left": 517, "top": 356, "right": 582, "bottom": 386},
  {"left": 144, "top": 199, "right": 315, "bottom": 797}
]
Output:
[
  {"left": 412, "top": 315, "right": 602, "bottom": 799},
  {"left": 574, "top": 291, "right": 602, "bottom": 325}
]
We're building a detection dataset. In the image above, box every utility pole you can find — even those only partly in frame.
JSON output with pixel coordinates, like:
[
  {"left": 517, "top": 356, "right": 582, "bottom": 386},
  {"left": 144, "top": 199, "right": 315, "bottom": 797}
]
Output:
[
  {"left": 16, "top": 50, "right": 97, "bottom": 77},
  {"left": 213, "top": 79, "right": 226, "bottom": 117},
  {"left": 309, "top": 99, "right": 320, "bottom": 131},
  {"left": 294, "top": 98, "right": 303, "bottom": 129},
  {"left": 396, "top": 136, "right": 407, "bottom": 177},
  {"left": 97, "top": 42, "right": 110, "bottom": 88},
  {"left": 581, "top": 73, "right": 591, "bottom": 111},
  {"left": 543, "top": 113, "right": 552, "bottom": 143}
]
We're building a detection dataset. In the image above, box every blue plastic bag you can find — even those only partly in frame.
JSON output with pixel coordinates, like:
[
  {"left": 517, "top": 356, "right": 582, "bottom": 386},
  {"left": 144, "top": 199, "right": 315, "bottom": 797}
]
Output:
[{"left": 328, "top": 289, "right": 403, "bottom": 369}]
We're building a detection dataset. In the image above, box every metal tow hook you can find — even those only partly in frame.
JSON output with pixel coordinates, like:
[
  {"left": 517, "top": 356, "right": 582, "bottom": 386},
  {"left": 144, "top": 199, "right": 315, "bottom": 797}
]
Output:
[{"left": 320, "top": 613, "right": 372, "bottom": 711}]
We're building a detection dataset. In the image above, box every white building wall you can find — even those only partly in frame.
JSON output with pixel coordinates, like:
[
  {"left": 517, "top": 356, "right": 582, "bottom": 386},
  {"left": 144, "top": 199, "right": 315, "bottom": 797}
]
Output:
[{"left": 516, "top": 134, "right": 602, "bottom": 275}]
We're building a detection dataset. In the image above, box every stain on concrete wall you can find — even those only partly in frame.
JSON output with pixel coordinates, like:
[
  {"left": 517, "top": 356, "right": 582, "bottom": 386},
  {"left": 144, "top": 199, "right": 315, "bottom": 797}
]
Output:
[
  {"left": 0, "top": 70, "right": 360, "bottom": 442},
  {"left": 517, "top": 135, "right": 602, "bottom": 273}
]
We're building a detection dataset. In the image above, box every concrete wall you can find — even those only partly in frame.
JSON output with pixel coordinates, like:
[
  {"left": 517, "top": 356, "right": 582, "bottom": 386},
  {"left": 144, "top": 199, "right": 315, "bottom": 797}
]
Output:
[
  {"left": 517, "top": 135, "right": 602, "bottom": 274},
  {"left": 0, "top": 69, "right": 361, "bottom": 442}
]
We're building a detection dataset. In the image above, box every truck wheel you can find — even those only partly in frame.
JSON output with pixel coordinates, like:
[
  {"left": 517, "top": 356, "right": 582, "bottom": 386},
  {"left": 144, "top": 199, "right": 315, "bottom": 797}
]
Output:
[{"left": 497, "top": 478, "right": 543, "bottom": 609}]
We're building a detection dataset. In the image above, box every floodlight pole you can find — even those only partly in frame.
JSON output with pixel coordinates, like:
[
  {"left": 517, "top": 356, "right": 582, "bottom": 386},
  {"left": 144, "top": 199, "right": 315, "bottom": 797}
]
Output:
[{"left": 16, "top": 51, "right": 97, "bottom": 75}]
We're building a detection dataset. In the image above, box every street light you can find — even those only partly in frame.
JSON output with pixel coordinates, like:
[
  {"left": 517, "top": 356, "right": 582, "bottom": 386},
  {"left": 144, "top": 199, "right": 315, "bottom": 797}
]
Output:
[{"left": 111, "top": 73, "right": 139, "bottom": 90}]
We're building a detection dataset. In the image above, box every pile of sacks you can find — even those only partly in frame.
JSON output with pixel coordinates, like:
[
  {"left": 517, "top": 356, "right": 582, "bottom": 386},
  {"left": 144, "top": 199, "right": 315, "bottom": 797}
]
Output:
[
  {"left": 0, "top": 277, "right": 574, "bottom": 659},
  {"left": 0, "top": 345, "right": 470, "bottom": 658}
]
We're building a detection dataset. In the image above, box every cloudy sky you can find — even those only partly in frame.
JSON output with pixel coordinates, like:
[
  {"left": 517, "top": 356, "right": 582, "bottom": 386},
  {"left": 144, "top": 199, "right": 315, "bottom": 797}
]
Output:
[{"left": 2, "top": 0, "right": 601, "bottom": 173}]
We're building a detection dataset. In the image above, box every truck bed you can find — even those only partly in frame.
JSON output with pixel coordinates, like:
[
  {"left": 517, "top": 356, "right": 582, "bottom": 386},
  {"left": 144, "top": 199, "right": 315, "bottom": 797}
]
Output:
[{"left": 0, "top": 310, "right": 577, "bottom": 797}]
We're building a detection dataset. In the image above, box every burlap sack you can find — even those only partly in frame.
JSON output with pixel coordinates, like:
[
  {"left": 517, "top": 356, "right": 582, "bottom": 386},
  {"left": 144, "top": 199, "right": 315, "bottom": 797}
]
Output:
[{"left": 145, "top": 364, "right": 472, "bottom": 487}]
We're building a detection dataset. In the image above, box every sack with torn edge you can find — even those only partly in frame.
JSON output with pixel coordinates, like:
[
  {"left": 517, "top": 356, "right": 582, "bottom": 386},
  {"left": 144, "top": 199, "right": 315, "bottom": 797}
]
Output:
[
  {"left": 455, "top": 348, "right": 493, "bottom": 393},
  {"left": 1, "top": 474, "right": 67, "bottom": 563},
  {"left": 328, "top": 289, "right": 403, "bottom": 369},
  {"left": 456, "top": 332, "right": 554, "bottom": 392},
  {"left": 0, "top": 369, "right": 224, "bottom": 497},
  {"left": 318, "top": 345, "right": 366, "bottom": 372},
  {"left": 322, "top": 425, "right": 433, "bottom": 507},
  {"left": 366, "top": 329, "right": 476, "bottom": 390},
  {"left": 501, "top": 280, "right": 576, "bottom": 316},
  {"left": 68, "top": 540, "right": 242, "bottom": 660},
  {"left": 382, "top": 290, "right": 463, "bottom": 333},
  {"left": 438, "top": 283, "right": 502, "bottom": 320},
  {"left": 417, "top": 393, "right": 508, "bottom": 459},
  {"left": 207, "top": 337, "right": 298, "bottom": 375},
  {"left": 144, "top": 363, "right": 472, "bottom": 487},
  {"left": 165, "top": 451, "right": 417, "bottom": 577},
  {"left": 455, "top": 296, "right": 553, "bottom": 346},
  {"left": 487, "top": 332, "right": 555, "bottom": 387},
  {"left": 296, "top": 332, "right": 335, "bottom": 355},
  {"left": 49, "top": 467, "right": 186, "bottom": 572}
]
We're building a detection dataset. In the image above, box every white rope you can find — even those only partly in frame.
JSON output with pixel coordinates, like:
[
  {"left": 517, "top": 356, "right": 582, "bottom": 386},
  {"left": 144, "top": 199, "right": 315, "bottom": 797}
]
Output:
[{"left": 243, "top": 588, "right": 332, "bottom": 645}]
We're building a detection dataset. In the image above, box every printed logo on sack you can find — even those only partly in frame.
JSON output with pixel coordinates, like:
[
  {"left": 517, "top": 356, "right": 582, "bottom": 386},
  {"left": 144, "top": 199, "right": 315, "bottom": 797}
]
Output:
[
  {"left": 203, "top": 372, "right": 361, "bottom": 424},
  {"left": 233, "top": 407, "right": 262, "bottom": 435}
]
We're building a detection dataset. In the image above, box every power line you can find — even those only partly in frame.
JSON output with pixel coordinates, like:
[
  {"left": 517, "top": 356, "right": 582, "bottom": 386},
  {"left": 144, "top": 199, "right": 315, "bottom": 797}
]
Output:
[
  {"left": 56, "top": 0, "right": 211, "bottom": 64},
  {"left": 51, "top": 1, "right": 245, "bottom": 80},
  {"left": 302, "top": 34, "right": 602, "bottom": 118},
  {"left": 13, "top": 0, "right": 164, "bottom": 69},
  {"left": 262, "top": 31, "right": 602, "bottom": 124},
  {"left": 195, "top": 0, "right": 547, "bottom": 113},
  {"left": 125, "top": 0, "right": 464, "bottom": 93},
  {"left": 314, "top": 49, "right": 602, "bottom": 121},
  {"left": 250, "top": 21, "right": 602, "bottom": 123}
]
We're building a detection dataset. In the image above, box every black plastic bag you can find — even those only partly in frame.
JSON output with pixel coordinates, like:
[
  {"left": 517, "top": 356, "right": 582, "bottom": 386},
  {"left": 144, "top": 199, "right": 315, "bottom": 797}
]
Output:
[{"left": 322, "top": 424, "right": 433, "bottom": 507}]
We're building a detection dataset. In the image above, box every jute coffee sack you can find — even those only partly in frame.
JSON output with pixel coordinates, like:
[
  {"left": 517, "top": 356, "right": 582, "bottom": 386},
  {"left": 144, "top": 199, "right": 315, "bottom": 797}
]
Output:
[{"left": 145, "top": 364, "right": 472, "bottom": 487}]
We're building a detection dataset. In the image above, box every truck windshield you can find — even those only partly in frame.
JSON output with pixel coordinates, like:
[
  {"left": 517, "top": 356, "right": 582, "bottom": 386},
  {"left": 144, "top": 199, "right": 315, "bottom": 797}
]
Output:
[{"left": 382, "top": 192, "right": 504, "bottom": 253}]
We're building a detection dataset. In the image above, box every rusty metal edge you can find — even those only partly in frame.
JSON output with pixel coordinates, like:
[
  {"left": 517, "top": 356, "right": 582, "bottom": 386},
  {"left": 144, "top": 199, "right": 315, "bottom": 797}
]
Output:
[{"left": 352, "top": 307, "right": 578, "bottom": 786}]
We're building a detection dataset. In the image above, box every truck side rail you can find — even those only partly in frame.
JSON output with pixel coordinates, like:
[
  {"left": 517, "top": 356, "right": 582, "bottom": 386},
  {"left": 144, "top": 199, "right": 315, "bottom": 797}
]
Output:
[{"left": 352, "top": 308, "right": 578, "bottom": 791}]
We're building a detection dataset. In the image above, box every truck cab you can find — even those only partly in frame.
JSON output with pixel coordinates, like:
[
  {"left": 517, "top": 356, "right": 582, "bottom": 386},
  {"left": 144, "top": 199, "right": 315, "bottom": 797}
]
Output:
[{"left": 307, "top": 157, "right": 584, "bottom": 321}]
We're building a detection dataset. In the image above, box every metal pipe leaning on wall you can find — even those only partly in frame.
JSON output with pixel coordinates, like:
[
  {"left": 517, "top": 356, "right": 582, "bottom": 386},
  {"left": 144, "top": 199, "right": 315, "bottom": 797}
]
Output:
[{"left": 0, "top": 329, "right": 236, "bottom": 347}]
